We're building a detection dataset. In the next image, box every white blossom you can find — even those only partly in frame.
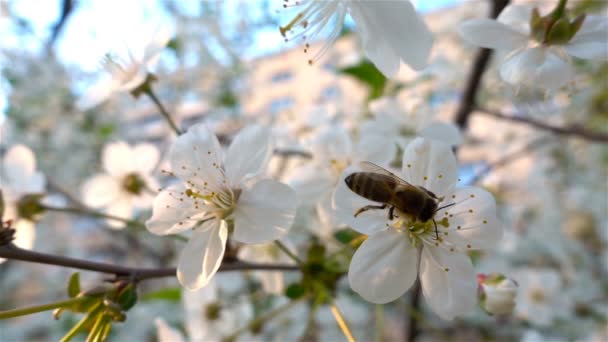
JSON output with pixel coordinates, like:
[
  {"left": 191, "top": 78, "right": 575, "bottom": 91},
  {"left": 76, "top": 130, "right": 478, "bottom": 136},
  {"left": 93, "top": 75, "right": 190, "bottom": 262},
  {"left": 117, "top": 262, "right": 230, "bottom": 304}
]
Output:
[
  {"left": 0, "top": 145, "right": 46, "bottom": 262},
  {"left": 280, "top": 0, "right": 434, "bottom": 77},
  {"left": 334, "top": 137, "right": 503, "bottom": 320},
  {"left": 479, "top": 274, "right": 518, "bottom": 315},
  {"left": 146, "top": 124, "right": 297, "bottom": 290},
  {"left": 81, "top": 141, "right": 159, "bottom": 228},
  {"left": 459, "top": 4, "right": 608, "bottom": 89},
  {"left": 237, "top": 240, "right": 296, "bottom": 295},
  {"left": 513, "top": 268, "right": 569, "bottom": 326}
]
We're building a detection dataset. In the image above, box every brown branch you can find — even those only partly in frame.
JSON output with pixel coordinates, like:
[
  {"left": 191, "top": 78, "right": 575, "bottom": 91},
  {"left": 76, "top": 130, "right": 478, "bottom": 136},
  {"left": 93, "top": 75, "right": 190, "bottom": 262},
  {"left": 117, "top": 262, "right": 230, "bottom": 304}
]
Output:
[
  {"left": 0, "top": 243, "right": 299, "bottom": 281},
  {"left": 454, "top": 0, "right": 510, "bottom": 130},
  {"left": 406, "top": 280, "right": 422, "bottom": 342},
  {"left": 476, "top": 107, "right": 608, "bottom": 143}
]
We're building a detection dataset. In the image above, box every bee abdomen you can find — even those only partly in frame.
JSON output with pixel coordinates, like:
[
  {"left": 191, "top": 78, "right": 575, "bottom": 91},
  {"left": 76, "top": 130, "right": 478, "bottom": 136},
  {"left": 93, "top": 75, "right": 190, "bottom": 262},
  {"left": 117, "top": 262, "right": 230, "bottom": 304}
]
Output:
[{"left": 347, "top": 172, "right": 394, "bottom": 203}]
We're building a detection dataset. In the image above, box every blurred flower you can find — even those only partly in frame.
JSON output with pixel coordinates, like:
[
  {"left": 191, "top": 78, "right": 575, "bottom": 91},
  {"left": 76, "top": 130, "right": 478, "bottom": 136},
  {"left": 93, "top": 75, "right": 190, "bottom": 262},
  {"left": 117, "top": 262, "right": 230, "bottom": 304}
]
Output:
[
  {"left": 81, "top": 141, "right": 159, "bottom": 228},
  {"left": 478, "top": 273, "right": 518, "bottom": 315},
  {"left": 280, "top": 0, "right": 433, "bottom": 77},
  {"left": 459, "top": 4, "right": 608, "bottom": 89},
  {"left": 77, "top": 28, "right": 171, "bottom": 109},
  {"left": 0, "top": 145, "right": 46, "bottom": 262},
  {"left": 513, "top": 268, "right": 568, "bottom": 326},
  {"left": 362, "top": 96, "right": 462, "bottom": 150},
  {"left": 155, "top": 318, "right": 185, "bottom": 342},
  {"left": 146, "top": 124, "right": 297, "bottom": 290},
  {"left": 237, "top": 240, "right": 295, "bottom": 295},
  {"left": 334, "top": 137, "right": 503, "bottom": 320}
]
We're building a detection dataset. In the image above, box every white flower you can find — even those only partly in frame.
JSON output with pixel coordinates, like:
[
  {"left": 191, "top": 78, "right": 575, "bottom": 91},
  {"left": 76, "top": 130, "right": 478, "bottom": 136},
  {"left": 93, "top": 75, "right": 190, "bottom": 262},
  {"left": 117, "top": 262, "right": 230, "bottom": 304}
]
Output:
[
  {"left": 146, "top": 124, "right": 297, "bottom": 290},
  {"left": 333, "top": 137, "right": 503, "bottom": 320},
  {"left": 479, "top": 273, "right": 518, "bottom": 315},
  {"left": 288, "top": 124, "right": 393, "bottom": 231},
  {"left": 155, "top": 318, "right": 185, "bottom": 342},
  {"left": 77, "top": 28, "right": 171, "bottom": 109},
  {"left": 280, "top": 0, "right": 434, "bottom": 77},
  {"left": 82, "top": 141, "right": 159, "bottom": 228},
  {"left": 513, "top": 268, "right": 569, "bottom": 326},
  {"left": 237, "top": 240, "right": 296, "bottom": 295},
  {"left": 459, "top": 4, "right": 608, "bottom": 89},
  {"left": 362, "top": 96, "right": 463, "bottom": 151},
  {"left": 0, "top": 145, "right": 46, "bottom": 262}
]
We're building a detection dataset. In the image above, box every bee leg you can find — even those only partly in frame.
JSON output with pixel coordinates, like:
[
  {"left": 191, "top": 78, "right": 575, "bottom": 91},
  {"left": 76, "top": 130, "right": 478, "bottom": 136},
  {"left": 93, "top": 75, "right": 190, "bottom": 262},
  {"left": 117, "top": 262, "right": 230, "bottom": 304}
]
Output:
[
  {"left": 388, "top": 206, "right": 395, "bottom": 220},
  {"left": 433, "top": 219, "right": 439, "bottom": 240},
  {"left": 354, "top": 204, "right": 387, "bottom": 217}
]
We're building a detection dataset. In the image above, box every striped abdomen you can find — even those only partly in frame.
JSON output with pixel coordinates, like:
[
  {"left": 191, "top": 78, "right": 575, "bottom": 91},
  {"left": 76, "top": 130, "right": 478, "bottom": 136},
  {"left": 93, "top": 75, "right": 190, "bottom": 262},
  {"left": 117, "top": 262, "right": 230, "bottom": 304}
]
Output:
[{"left": 344, "top": 172, "right": 396, "bottom": 204}]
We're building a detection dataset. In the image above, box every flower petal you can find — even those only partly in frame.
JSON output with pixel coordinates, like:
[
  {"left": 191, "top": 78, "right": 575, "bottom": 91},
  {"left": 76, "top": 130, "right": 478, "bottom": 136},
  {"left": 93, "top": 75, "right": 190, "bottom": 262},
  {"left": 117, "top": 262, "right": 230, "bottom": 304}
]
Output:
[
  {"left": 287, "top": 164, "right": 334, "bottom": 206},
  {"left": 419, "top": 122, "right": 463, "bottom": 146},
  {"left": 225, "top": 125, "right": 272, "bottom": 186},
  {"left": 440, "top": 187, "right": 503, "bottom": 251},
  {"left": 350, "top": 0, "right": 433, "bottom": 73},
  {"left": 146, "top": 184, "right": 199, "bottom": 235},
  {"left": 565, "top": 16, "right": 608, "bottom": 61},
  {"left": 169, "top": 124, "right": 224, "bottom": 190},
  {"left": 233, "top": 179, "right": 297, "bottom": 244},
  {"left": 102, "top": 141, "right": 135, "bottom": 177},
  {"left": 177, "top": 220, "right": 227, "bottom": 290},
  {"left": 332, "top": 168, "right": 388, "bottom": 235},
  {"left": 155, "top": 318, "right": 186, "bottom": 342},
  {"left": 310, "top": 125, "right": 353, "bottom": 165},
  {"left": 356, "top": 133, "right": 397, "bottom": 166},
  {"left": 459, "top": 18, "right": 528, "bottom": 50},
  {"left": 348, "top": 228, "right": 418, "bottom": 304},
  {"left": 401, "top": 137, "right": 458, "bottom": 196},
  {"left": 499, "top": 47, "right": 574, "bottom": 89},
  {"left": 1, "top": 145, "right": 40, "bottom": 191},
  {"left": 81, "top": 174, "right": 122, "bottom": 208},
  {"left": 105, "top": 197, "right": 133, "bottom": 229},
  {"left": 420, "top": 246, "right": 476, "bottom": 320},
  {"left": 132, "top": 143, "right": 160, "bottom": 174},
  {"left": 497, "top": 4, "right": 533, "bottom": 35}
]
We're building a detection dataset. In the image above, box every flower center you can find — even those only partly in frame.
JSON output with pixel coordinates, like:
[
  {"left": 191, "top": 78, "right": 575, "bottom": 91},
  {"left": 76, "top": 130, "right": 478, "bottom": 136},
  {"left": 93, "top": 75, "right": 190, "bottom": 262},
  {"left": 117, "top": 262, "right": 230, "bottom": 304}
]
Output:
[
  {"left": 391, "top": 213, "right": 450, "bottom": 248},
  {"left": 329, "top": 158, "right": 349, "bottom": 177},
  {"left": 184, "top": 186, "right": 241, "bottom": 221},
  {"left": 529, "top": 288, "right": 546, "bottom": 303},
  {"left": 279, "top": 0, "right": 346, "bottom": 65},
  {"left": 101, "top": 53, "right": 139, "bottom": 85},
  {"left": 122, "top": 173, "right": 146, "bottom": 195}
]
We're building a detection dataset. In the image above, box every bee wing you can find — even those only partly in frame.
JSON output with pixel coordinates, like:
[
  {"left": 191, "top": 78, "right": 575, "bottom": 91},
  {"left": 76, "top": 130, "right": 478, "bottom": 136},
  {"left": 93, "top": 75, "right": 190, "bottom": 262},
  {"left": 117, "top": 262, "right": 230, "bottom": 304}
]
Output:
[{"left": 357, "top": 161, "right": 414, "bottom": 188}]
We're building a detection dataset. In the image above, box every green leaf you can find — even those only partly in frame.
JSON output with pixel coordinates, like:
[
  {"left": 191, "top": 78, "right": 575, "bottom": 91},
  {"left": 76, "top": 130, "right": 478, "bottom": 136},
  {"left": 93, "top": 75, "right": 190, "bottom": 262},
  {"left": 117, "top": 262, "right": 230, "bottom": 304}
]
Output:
[
  {"left": 140, "top": 287, "right": 182, "bottom": 302},
  {"left": 117, "top": 285, "right": 137, "bottom": 311},
  {"left": 333, "top": 228, "right": 361, "bottom": 244},
  {"left": 67, "top": 273, "right": 81, "bottom": 298},
  {"left": 285, "top": 283, "right": 306, "bottom": 299},
  {"left": 339, "top": 60, "right": 387, "bottom": 100}
]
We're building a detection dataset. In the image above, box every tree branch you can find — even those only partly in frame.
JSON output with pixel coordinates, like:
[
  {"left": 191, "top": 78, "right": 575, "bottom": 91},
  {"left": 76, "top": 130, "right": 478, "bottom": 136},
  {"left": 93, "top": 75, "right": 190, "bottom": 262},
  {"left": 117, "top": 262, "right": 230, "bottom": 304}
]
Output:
[
  {"left": 453, "top": 0, "right": 510, "bottom": 130},
  {"left": 0, "top": 244, "right": 299, "bottom": 281},
  {"left": 476, "top": 107, "right": 608, "bottom": 143}
]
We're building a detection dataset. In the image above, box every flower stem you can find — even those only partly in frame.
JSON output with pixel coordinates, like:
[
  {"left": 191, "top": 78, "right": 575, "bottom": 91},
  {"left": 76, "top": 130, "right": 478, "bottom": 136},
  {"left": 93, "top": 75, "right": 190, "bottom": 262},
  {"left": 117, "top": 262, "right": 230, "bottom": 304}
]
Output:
[
  {"left": 375, "top": 304, "right": 384, "bottom": 342},
  {"left": 329, "top": 299, "right": 357, "bottom": 342},
  {"left": 41, "top": 205, "right": 143, "bottom": 228},
  {"left": 60, "top": 303, "right": 103, "bottom": 342},
  {"left": 274, "top": 240, "right": 303, "bottom": 266},
  {"left": 144, "top": 87, "right": 182, "bottom": 135},
  {"left": 223, "top": 296, "right": 306, "bottom": 341},
  {"left": 0, "top": 297, "right": 84, "bottom": 319}
]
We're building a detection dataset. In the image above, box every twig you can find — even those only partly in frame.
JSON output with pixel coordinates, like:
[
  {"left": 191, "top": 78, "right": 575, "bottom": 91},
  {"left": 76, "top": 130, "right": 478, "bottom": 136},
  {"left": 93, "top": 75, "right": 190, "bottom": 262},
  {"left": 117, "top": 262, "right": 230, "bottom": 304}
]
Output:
[
  {"left": 406, "top": 280, "right": 421, "bottom": 342},
  {"left": 476, "top": 107, "right": 608, "bottom": 143},
  {"left": 453, "top": 0, "right": 510, "bottom": 130},
  {"left": 274, "top": 240, "right": 303, "bottom": 266},
  {"left": 144, "top": 88, "right": 182, "bottom": 135},
  {"left": 0, "top": 244, "right": 299, "bottom": 281},
  {"left": 273, "top": 148, "right": 312, "bottom": 159},
  {"left": 41, "top": 205, "right": 143, "bottom": 228}
]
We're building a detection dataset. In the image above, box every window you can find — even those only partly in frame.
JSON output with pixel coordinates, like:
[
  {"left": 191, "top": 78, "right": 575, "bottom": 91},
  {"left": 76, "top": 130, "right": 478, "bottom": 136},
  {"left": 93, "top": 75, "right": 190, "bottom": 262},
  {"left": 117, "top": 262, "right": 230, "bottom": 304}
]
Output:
[
  {"left": 270, "top": 70, "right": 293, "bottom": 83},
  {"left": 268, "top": 96, "right": 294, "bottom": 114},
  {"left": 319, "top": 85, "right": 340, "bottom": 101}
]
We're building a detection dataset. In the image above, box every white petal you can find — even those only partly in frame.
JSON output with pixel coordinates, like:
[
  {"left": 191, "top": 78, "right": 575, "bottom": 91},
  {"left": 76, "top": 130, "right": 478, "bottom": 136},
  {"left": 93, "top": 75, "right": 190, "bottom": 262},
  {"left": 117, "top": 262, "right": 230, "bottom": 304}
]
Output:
[
  {"left": 225, "top": 125, "right": 272, "bottom": 186},
  {"left": 419, "top": 122, "right": 463, "bottom": 146},
  {"left": 458, "top": 18, "right": 528, "bottom": 50},
  {"left": 155, "top": 318, "right": 185, "bottom": 342},
  {"left": 132, "top": 143, "right": 160, "bottom": 174},
  {"left": 143, "top": 27, "right": 171, "bottom": 64},
  {"left": 350, "top": 0, "right": 433, "bottom": 73},
  {"left": 310, "top": 125, "right": 353, "bottom": 165},
  {"left": 1, "top": 145, "right": 38, "bottom": 191},
  {"left": 348, "top": 229, "right": 418, "bottom": 304},
  {"left": 146, "top": 185, "right": 199, "bottom": 235},
  {"left": 177, "top": 220, "right": 227, "bottom": 290},
  {"left": 499, "top": 47, "right": 574, "bottom": 89},
  {"left": 440, "top": 187, "right": 503, "bottom": 250},
  {"left": 565, "top": 16, "right": 608, "bottom": 60},
  {"left": 419, "top": 246, "right": 476, "bottom": 320},
  {"left": 81, "top": 174, "right": 122, "bottom": 208},
  {"left": 169, "top": 124, "right": 224, "bottom": 190},
  {"left": 356, "top": 134, "right": 397, "bottom": 166},
  {"left": 102, "top": 141, "right": 135, "bottom": 177},
  {"left": 232, "top": 179, "right": 297, "bottom": 244},
  {"left": 287, "top": 164, "right": 334, "bottom": 206},
  {"left": 76, "top": 78, "right": 117, "bottom": 110},
  {"left": 105, "top": 197, "right": 133, "bottom": 229},
  {"left": 332, "top": 168, "right": 388, "bottom": 235},
  {"left": 497, "top": 4, "right": 533, "bottom": 35},
  {"left": 401, "top": 138, "right": 458, "bottom": 196}
]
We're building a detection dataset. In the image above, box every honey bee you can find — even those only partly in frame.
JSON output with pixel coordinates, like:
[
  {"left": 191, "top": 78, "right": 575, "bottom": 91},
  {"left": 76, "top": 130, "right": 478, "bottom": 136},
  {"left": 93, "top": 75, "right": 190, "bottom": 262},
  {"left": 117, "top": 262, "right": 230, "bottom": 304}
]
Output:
[{"left": 344, "top": 162, "right": 453, "bottom": 239}]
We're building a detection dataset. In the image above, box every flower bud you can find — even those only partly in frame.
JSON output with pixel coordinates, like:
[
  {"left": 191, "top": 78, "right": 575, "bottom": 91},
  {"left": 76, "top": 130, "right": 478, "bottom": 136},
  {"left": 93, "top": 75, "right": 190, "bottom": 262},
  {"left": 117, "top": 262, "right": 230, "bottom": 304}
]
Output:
[{"left": 478, "top": 273, "right": 518, "bottom": 316}]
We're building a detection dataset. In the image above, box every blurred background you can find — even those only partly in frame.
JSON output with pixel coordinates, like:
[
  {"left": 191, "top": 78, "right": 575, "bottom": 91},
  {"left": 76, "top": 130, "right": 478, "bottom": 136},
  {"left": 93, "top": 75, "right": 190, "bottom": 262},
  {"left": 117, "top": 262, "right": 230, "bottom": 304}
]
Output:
[{"left": 1, "top": 0, "right": 607, "bottom": 341}]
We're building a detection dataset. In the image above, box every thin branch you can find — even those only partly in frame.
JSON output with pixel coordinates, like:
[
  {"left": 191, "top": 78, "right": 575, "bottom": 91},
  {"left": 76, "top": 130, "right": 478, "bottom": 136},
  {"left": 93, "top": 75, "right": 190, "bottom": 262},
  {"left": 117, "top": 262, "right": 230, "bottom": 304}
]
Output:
[
  {"left": 273, "top": 148, "right": 312, "bottom": 159},
  {"left": 406, "top": 279, "right": 422, "bottom": 342},
  {"left": 476, "top": 107, "right": 608, "bottom": 143},
  {"left": 41, "top": 205, "right": 144, "bottom": 228},
  {"left": 453, "top": 0, "right": 510, "bottom": 130},
  {"left": 144, "top": 87, "right": 182, "bottom": 135},
  {"left": 0, "top": 244, "right": 299, "bottom": 281}
]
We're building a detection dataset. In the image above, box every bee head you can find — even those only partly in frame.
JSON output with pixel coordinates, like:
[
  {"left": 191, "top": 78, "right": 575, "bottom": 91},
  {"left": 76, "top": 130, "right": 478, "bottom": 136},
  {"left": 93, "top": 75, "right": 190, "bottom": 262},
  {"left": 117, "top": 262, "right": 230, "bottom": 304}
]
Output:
[{"left": 344, "top": 174, "right": 355, "bottom": 189}]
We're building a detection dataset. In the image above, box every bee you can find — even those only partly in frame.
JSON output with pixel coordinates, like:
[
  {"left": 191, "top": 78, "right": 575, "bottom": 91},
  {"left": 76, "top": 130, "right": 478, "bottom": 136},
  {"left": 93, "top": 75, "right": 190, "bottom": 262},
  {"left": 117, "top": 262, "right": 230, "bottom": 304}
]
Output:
[{"left": 344, "top": 162, "right": 453, "bottom": 239}]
